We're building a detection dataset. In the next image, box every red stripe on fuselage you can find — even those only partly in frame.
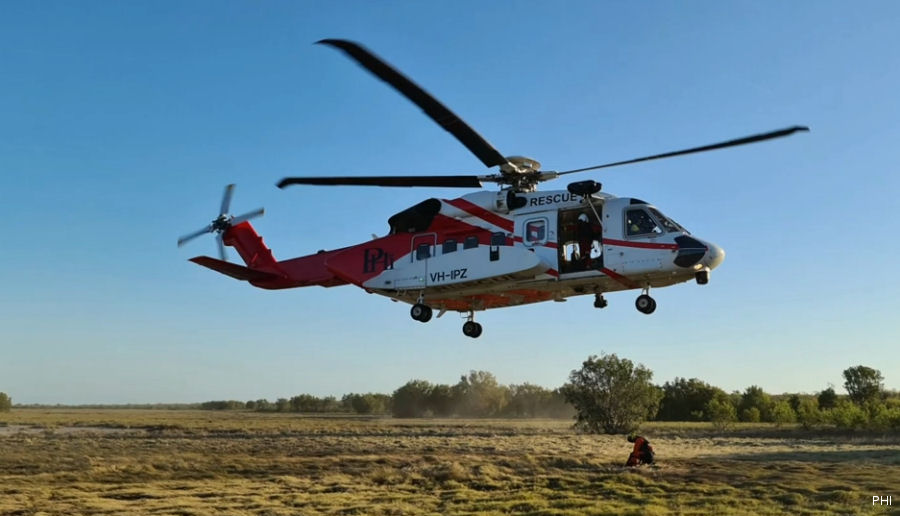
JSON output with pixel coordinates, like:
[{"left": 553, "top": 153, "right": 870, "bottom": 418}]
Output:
[
  {"left": 444, "top": 198, "right": 514, "bottom": 233},
  {"left": 601, "top": 267, "right": 638, "bottom": 288},
  {"left": 603, "top": 238, "right": 679, "bottom": 250}
]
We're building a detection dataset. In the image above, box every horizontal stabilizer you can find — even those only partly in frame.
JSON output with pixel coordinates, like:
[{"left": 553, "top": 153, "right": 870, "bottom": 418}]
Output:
[{"left": 189, "top": 256, "right": 282, "bottom": 282}]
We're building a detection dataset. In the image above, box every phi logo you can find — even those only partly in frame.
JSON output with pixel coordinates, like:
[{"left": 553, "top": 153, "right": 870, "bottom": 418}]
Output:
[{"left": 363, "top": 247, "right": 394, "bottom": 273}]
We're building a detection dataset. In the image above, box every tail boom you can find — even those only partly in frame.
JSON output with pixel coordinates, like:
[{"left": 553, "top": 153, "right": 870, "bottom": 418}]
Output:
[{"left": 189, "top": 221, "right": 348, "bottom": 289}]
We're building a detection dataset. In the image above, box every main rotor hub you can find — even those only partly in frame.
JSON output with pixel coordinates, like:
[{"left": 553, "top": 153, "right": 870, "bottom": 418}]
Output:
[
  {"left": 499, "top": 156, "right": 543, "bottom": 192},
  {"left": 502, "top": 156, "right": 541, "bottom": 174}
]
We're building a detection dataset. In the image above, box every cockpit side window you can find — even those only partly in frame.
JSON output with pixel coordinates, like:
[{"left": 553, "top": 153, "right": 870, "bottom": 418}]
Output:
[
  {"left": 625, "top": 208, "right": 663, "bottom": 237},
  {"left": 649, "top": 207, "right": 683, "bottom": 233}
]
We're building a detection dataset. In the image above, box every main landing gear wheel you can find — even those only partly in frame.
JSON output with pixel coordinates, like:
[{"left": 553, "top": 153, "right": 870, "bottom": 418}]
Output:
[
  {"left": 410, "top": 303, "right": 433, "bottom": 323},
  {"left": 635, "top": 294, "right": 657, "bottom": 315},
  {"left": 594, "top": 294, "right": 608, "bottom": 309},
  {"left": 462, "top": 321, "right": 483, "bottom": 338}
]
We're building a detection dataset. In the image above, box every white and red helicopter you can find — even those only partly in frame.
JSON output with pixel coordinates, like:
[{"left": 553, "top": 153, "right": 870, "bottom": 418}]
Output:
[{"left": 178, "top": 39, "right": 807, "bottom": 338}]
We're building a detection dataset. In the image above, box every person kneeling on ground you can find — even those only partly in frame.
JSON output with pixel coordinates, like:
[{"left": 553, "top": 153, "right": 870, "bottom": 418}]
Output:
[{"left": 625, "top": 434, "right": 655, "bottom": 466}]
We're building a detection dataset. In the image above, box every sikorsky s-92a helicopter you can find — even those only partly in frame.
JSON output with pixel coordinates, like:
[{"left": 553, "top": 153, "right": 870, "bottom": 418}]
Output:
[{"left": 178, "top": 39, "right": 807, "bottom": 338}]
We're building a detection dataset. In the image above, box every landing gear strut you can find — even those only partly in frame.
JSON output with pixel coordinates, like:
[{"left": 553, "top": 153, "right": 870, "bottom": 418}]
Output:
[
  {"left": 593, "top": 293, "right": 608, "bottom": 309},
  {"left": 635, "top": 288, "right": 656, "bottom": 315},
  {"left": 462, "top": 311, "right": 483, "bottom": 338}
]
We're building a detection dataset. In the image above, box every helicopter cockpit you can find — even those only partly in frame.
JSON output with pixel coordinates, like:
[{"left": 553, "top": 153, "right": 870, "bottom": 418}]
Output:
[{"left": 624, "top": 203, "right": 687, "bottom": 237}]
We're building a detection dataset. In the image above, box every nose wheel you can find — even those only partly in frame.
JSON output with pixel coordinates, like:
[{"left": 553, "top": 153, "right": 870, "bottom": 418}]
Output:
[
  {"left": 635, "top": 292, "right": 657, "bottom": 315},
  {"left": 410, "top": 303, "right": 433, "bottom": 323}
]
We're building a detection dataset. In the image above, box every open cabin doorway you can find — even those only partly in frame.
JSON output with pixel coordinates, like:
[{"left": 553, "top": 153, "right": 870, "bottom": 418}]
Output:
[{"left": 558, "top": 205, "right": 603, "bottom": 274}]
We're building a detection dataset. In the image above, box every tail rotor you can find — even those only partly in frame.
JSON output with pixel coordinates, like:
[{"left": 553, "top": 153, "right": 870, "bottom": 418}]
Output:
[{"left": 177, "top": 184, "right": 265, "bottom": 261}]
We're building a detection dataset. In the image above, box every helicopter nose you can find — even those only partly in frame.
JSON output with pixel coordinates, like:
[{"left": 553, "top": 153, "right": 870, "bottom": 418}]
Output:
[{"left": 705, "top": 242, "right": 725, "bottom": 269}]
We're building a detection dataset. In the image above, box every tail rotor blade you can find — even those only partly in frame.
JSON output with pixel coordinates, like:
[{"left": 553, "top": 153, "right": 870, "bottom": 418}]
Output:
[
  {"left": 220, "top": 184, "right": 236, "bottom": 215},
  {"left": 217, "top": 234, "right": 227, "bottom": 261},
  {"left": 230, "top": 207, "right": 265, "bottom": 226},
  {"left": 177, "top": 225, "right": 213, "bottom": 247}
]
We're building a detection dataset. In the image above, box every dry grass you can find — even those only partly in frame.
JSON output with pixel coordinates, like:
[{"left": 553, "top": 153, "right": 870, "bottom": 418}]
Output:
[{"left": 1, "top": 409, "right": 898, "bottom": 515}]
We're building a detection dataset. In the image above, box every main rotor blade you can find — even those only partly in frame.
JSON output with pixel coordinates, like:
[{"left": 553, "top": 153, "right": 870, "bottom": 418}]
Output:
[
  {"left": 230, "top": 207, "right": 265, "bottom": 225},
  {"left": 177, "top": 225, "right": 213, "bottom": 247},
  {"left": 318, "top": 39, "right": 509, "bottom": 169},
  {"left": 277, "top": 175, "right": 484, "bottom": 189},
  {"left": 220, "top": 184, "right": 235, "bottom": 215},
  {"left": 557, "top": 126, "right": 810, "bottom": 176}
]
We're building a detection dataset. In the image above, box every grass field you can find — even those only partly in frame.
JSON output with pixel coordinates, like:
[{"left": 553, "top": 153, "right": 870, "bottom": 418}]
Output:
[{"left": 1, "top": 409, "right": 897, "bottom": 515}]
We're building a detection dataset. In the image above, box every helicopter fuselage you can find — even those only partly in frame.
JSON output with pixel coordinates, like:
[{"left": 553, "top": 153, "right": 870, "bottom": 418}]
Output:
[{"left": 203, "top": 188, "right": 724, "bottom": 318}]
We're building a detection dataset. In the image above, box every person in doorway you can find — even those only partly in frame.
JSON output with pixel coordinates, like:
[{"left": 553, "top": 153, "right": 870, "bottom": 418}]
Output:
[
  {"left": 576, "top": 213, "right": 602, "bottom": 270},
  {"left": 625, "top": 434, "right": 655, "bottom": 466}
]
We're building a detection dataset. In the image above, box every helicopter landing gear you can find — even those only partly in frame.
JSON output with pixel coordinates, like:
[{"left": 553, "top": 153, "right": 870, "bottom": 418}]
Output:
[
  {"left": 635, "top": 287, "right": 656, "bottom": 315},
  {"left": 593, "top": 293, "right": 608, "bottom": 309},
  {"left": 463, "top": 321, "right": 483, "bottom": 338},
  {"left": 695, "top": 269, "right": 710, "bottom": 285},
  {"left": 462, "top": 311, "right": 483, "bottom": 338},
  {"left": 410, "top": 303, "right": 433, "bottom": 323}
]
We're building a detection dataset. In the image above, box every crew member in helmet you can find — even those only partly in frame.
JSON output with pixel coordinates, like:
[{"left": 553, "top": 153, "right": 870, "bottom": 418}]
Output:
[
  {"left": 576, "top": 213, "right": 603, "bottom": 270},
  {"left": 625, "top": 434, "right": 655, "bottom": 466}
]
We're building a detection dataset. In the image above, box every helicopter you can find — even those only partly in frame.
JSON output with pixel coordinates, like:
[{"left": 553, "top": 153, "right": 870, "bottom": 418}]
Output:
[{"left": 178, "top": 39, "right": 807, "bottom": 338}]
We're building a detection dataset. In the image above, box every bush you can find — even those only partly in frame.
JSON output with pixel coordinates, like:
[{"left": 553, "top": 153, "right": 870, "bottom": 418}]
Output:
[
  {"left": 740, "top": 407, "right": 761, "bottom": 423},
  {"left": 706, "top": 396, "right": 737, "bottom": 431},
  {"left": 796, "top": 398, "right": 823, "bottom": 429},
  {"left": 771, "top": 401, "right": 797, "bottom": 427},
  {"left": 454, "top": 371, "right": 508, "bottom": 417},
  {"left": 863, "top": 401, "right": 900, "bottom": 431},
  {"left": 817, "top": 387, "right": 837, "bottom": 410},
  {"left": 738, "top": 386, "right": 773, "bottom": 422},
  {"left": 657, "top": 378, "right": 726, "bottom": 422},
  {"left": 828, "top": 400, "right": 868, "bottom": 430},
  {"left": 0, "top": 392, "right": 11, "bottom": 412},
  {"left": 392, "top": 380, "right": 433, "bottom": 418},
  {"left": 561, "top": 353, "right": 661, "bottom": 434}
]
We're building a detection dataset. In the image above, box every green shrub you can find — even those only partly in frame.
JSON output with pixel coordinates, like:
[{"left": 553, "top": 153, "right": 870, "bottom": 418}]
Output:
[
  {"left": 796, "top": 398, "right": 822, "bottom": 429},
  {"left": 740, "top": 407, "right": 761, "bottom": 423},
  {"left": 706, "top": 396, "right": 737, "bottom": 431},
  {"left": 771, "top": 401, "right": 797, "bottom": 427},
  {"left": 828, "top": 400, "right": 868, "bottom": 430}
]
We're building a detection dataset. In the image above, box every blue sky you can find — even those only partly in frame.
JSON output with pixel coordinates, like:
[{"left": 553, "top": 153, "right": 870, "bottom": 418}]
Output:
[{"left": 1, "top": 1, "right": 898, "bottom": 404}]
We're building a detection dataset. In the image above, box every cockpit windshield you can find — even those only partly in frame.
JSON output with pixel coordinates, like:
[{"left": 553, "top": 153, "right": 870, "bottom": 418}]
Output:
[
  {"left": 626, "top": 206, "right": 688, "bottom": 237},
  {"left": 625, "top": 209, "right": 663, "bottom": 237},
  {"left": 649, "top": 207, "right": 687, "bottom": 233}
]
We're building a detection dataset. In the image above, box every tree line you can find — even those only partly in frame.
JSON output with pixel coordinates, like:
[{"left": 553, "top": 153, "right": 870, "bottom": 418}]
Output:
[
  {"left": 200, "top": 371, "right": 573, "bottom": 418},
  {"left": 193, "top": 357, "right": 899, "bottom": 434},
  {"left": 4, "top": 356, "right": 896, "bottom": 434},
  {"left": 561, "top": 355, "right": 899, "bottom": 433}
]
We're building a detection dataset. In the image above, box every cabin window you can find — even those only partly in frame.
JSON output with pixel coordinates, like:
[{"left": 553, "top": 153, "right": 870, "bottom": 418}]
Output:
[
  {"left": 491, "top": 232, "right": 507, "bottom": 246},
  {"left": 463, "top": 236, "right": 479, "bottom": 249},
  {"left": 416, "top": 243, "right": 432, "bottom": 260},
  {"left": 625, "top": 209, "right": 663, "bottom": 237},
  {"left": 523, "top": 217, "right": 548, "bottom": 246},
  {"left": 442, "top": 239, "right": 458, "bottom": 254}
]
